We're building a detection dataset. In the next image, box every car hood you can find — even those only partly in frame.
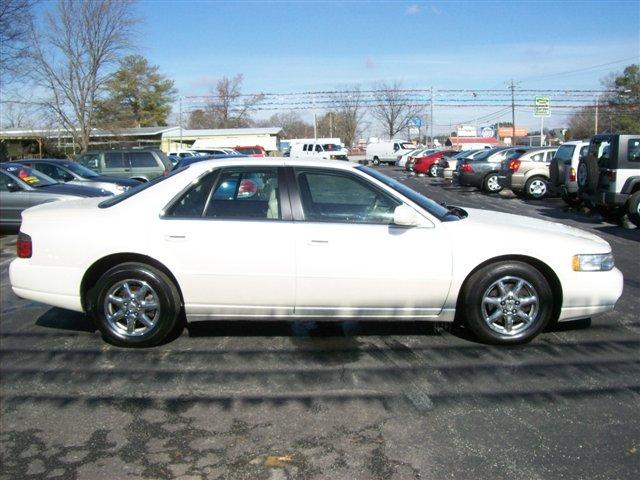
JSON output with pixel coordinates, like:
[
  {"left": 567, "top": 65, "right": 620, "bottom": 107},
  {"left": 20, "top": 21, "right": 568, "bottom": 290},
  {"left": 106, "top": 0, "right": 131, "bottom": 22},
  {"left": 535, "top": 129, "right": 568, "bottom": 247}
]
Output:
[
  {"left": 32, "top": 183, "right": 112, "bottom": 197},
  {"left": 458, "top": 208, "right": 610, "bottom": 248},
  {"left": 91, "top": 175, "right": 141, "bottom": 187}
]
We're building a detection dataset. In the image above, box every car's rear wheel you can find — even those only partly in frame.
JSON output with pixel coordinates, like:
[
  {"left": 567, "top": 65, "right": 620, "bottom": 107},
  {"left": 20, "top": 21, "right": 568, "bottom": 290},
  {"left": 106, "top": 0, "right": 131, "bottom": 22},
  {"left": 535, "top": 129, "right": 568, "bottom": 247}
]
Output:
[
  {"left": 627, "top": 191, "right": 640, "bottom": 227},
  {"left": 89, "top": 262, "right": 181, "bottom": 347},
  {"left": 483, "top": 173, "right": 502, "bottom": 193},
  {"left": 525, "top": 176, "right": 548, "bottom": 199},
  {"left": 428, "top": 164, "right": 438, "bottom": 177},
  {"left": 372, "top": 156, "right": 380, "bottom": 166},
  {"left": 461, "top": 261, "right": 553, "bottom": 345}
]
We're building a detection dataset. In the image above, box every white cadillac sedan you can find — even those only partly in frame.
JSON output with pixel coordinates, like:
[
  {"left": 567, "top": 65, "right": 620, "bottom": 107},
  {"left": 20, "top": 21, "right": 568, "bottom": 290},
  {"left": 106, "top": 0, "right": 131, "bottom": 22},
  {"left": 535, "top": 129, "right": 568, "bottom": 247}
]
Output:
[{"left": 10, "top": 158, "right": 623, "bottom": 347}]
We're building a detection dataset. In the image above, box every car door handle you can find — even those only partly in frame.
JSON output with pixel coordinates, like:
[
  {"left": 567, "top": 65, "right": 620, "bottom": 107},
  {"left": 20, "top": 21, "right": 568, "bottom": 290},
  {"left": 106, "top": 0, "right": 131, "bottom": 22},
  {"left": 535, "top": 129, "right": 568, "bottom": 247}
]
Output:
[
  {"left": 165, "top": 235, "right": 187, "bottom": 242},
  {"left": 308, "top": 239, "right": 329, "bottom": 245}
]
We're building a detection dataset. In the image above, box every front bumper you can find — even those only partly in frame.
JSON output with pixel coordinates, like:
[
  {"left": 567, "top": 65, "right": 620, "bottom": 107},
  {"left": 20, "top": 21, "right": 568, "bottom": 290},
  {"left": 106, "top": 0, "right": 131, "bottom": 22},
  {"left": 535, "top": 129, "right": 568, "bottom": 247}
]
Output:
[{"left": 558, "top": 267, "right": 624, "bottom": 322}]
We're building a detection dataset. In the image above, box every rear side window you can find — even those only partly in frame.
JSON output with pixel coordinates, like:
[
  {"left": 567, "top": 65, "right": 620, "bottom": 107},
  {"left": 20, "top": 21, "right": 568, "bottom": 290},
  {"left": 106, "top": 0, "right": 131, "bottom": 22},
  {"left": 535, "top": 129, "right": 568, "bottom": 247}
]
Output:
[
  {"left": 104, "top": 152, "right": 126, "bottom": 168},
  {"left": 628, "top": 139, "right": 640, "bottom": 162},
  {"left": 78, "top": 153, "right": 101, "bottom": 170},
  {"left": 204, "top": 168, "right": 280, "bottom": 220},
  {"left": 128, "top": 152, "right": 158, "bottom": 168},
  {"left": 529, "top": 152, "right": 544, "bottom": 162}
]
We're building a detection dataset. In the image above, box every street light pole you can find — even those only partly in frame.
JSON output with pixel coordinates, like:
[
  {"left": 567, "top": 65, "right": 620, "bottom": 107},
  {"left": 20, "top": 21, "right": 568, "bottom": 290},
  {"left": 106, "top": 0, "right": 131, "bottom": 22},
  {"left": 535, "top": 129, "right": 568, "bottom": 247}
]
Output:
[
  {"left": 430, "top": 86, "right": 434, "bottom": 147},
  {"left": 179, "top": 96, "right": 183, "bottom": 150},
  {"left": 594, "top": 97, "right": 599, "bottom": 135}
]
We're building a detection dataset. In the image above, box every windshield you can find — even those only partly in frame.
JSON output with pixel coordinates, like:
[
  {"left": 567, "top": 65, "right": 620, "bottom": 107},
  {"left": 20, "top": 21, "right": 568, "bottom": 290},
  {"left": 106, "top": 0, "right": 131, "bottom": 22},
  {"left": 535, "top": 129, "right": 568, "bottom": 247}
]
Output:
[
  {"left": 554, "top": 144, "right": 576, "bottom": 164},
  {"left": 3, "top": 164, "right": 58, "bottom": 187},
  {"left": 237, "top": 147, "right": 263, "bottom": 154},
  {"left": 357, "top": 166, "right": 458, "bottom": 221},
  {"left": 63, "top": 162, "right": 99, "bottom": 177},
  {"left": 322, "top": 144, "right": 342, "bottom": 151}
]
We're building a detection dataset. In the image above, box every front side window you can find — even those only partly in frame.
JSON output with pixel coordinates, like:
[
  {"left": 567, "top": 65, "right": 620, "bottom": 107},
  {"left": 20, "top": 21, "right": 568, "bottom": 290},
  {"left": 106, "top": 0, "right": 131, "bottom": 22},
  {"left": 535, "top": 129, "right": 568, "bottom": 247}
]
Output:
[
  {"left": 33, "top": 163, "right": 69, "bottom": 181},
  {"left": 205, "top": 168, "right": 280, "bottom": 220},
  {"left": 0, "top": 172, "right": 17, "bottom": 191},
  {"left": 128, "top": 152, "right": 157, "bottom": 168},
  {"left": 315, "top": 144, "right": 322, "bottom": 152},
  {"left": 77, "top": 153, "right": 101, "bottom": 170},
  {"left": 295, "top": 169, "right": 399, "bottom": 224},
  {"left": 590, "top": 138, "right": 611, "bottom": 168}
]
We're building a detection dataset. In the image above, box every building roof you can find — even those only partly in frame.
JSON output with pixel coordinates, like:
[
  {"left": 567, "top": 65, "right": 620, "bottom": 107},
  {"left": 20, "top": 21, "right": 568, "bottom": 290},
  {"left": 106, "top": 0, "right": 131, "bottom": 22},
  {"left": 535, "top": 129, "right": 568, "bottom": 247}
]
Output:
[
  {"left": 447, "top": 136, "right": 500, "bottom": 144},
  {"left": 0, "top": 126, "right": 180, "bottom": 139},
  {"left": 167, "top": 127, "right": 283, "bottom": 137}
]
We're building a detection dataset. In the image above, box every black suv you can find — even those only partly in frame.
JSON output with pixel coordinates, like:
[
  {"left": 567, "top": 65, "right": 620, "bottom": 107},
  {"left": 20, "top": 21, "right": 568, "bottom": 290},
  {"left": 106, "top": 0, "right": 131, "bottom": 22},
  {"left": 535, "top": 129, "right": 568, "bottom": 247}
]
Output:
[{"left": 578, "top": 134, "right": 640, "bottom": 227}]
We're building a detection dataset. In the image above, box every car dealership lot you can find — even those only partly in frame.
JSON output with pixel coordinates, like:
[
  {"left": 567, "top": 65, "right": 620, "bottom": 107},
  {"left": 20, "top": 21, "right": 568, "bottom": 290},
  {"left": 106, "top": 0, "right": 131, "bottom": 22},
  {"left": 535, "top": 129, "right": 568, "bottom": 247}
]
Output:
[{"left": 1, "top": 168, "right": 639, "bottom": 479}]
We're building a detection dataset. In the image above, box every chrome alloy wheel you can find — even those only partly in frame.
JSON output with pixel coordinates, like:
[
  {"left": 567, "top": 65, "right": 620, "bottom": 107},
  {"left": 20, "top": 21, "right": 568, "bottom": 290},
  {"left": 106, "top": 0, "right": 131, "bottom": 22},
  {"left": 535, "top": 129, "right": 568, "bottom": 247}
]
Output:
[
  {"left": 103, "top": 279, "right": 160, "bottom": 337},
  {"left": 529, "top": 179, "right": 547, "bottom": 197},
  {"left": 481, "top": 276, "right": 539, "bottom": 336},
  {"left": 487, "top": 175, "right": 501, "bottom": 192}
]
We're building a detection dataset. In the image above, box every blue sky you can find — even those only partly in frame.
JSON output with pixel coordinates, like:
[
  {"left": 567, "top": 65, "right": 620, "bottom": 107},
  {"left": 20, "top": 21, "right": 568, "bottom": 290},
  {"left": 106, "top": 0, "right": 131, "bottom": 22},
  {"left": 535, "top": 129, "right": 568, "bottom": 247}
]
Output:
[{"left": 32, "top": 0, "right": 640, "bottom": 134}]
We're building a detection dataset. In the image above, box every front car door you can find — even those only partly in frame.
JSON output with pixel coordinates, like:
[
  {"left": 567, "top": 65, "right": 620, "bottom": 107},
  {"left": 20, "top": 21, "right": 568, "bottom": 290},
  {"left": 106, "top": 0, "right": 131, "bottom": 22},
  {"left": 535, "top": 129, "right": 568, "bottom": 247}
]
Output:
[
  {"left": 155, "top": 165, "right": 296, "bottom": 319},
  {"left": 289, "top": 167, "right": 452, "bottom": 318},
  {"left": 0, "top": 172, "right": 31, "bottom": 226}
]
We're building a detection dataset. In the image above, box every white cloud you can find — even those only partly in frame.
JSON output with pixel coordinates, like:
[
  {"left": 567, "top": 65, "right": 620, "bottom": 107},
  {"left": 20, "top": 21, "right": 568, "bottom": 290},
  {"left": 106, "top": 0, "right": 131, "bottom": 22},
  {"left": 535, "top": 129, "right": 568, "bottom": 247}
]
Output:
[{"left": 405, "top": 4, "right": 421, "bottom": 16}]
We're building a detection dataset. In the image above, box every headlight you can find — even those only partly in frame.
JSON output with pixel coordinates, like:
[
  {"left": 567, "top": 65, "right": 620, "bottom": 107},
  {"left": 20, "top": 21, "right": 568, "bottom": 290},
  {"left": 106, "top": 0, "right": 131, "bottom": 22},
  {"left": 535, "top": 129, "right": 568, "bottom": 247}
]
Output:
[
  {"left": 114, "top": 185, "right": 128, "bottom": 193},
  {"left": 572, "top": 253, "right": 615, "bottom": 271},
  {"left": 330, "top": 155, "right": 337, "bottom": 160}
]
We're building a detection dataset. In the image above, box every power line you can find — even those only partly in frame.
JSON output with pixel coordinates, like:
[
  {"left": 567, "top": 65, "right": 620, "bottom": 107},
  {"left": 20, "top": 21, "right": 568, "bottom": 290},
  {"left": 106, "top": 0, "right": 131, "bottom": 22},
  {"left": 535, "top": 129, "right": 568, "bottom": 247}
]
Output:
[{"left": 517, "top": 56, "right": 639, "bottom": 83}]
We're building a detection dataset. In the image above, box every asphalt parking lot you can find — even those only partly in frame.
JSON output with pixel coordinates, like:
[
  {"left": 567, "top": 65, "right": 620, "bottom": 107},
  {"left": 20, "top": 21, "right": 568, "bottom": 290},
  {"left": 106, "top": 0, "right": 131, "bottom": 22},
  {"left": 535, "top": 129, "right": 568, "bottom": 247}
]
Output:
[{"left": 1, "top": 166, "right": 639, "bottom": 480}]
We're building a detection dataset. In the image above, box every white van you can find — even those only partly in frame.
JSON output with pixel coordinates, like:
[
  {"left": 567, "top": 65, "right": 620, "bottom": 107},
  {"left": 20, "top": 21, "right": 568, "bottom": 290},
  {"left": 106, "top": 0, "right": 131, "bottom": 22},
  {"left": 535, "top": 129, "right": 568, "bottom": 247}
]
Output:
[
  {"left": 289, "top": 141, "right": 349, "bottom": 160},
  {"left": 366, "top": 140, "right": 416, "bottom": 165}
]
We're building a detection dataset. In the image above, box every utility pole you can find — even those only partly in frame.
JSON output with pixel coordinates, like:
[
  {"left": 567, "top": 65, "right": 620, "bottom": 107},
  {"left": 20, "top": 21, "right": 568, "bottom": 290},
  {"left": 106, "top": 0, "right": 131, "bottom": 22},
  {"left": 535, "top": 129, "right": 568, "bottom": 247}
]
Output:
[
  {"left": 179, "top": 96, "right": 183, "bottom": 150},
  {"left": 594, "top": 97, "right": 599, "bottom": 135},
  {"left": 509, "top": 79, "right": 516, "bottom": 143},
  {"left": 430, "top": 86, "right": 434, "bottom": 147}
]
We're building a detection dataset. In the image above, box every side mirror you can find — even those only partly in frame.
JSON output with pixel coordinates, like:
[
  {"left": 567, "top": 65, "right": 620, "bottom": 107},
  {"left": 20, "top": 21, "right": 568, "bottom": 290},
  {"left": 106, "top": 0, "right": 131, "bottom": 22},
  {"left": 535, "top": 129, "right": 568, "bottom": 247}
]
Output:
[
  {"left": 393, "top": 204, "right": 420, "bottom": 227},
  {"left": 6, "top": 182, "right": 22, "bottom": 192},
  {"left": 61, "top": 173, "right": 74, "bottom": 182}
]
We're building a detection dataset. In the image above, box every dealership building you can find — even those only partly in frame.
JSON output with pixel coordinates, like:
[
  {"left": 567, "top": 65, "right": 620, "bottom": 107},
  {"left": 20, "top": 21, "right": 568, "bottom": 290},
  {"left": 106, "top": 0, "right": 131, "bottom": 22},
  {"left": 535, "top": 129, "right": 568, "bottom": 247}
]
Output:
[{"left": 0, "top": 126, "right": 283, "bottom": 160}]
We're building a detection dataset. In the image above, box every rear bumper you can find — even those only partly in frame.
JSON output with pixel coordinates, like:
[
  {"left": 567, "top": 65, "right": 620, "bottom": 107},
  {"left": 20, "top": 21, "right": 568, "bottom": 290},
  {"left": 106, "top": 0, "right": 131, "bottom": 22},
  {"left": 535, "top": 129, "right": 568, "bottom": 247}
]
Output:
[
  {"left": 9, "top": 259, "right": 84, "bottom": 312},
  {"left": 581, "top": 190, "right": 629, "bottom": 207}
]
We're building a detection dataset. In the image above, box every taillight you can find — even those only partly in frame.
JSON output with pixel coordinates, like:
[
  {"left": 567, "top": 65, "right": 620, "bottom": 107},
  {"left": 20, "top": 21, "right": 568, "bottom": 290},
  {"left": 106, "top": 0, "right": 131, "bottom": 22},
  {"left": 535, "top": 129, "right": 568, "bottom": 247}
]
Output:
[
  {"left": 569, "top": 167, "right": 576, "bottom": 182},
  {"left": 163, "top": 169, "right": 169, "bottom": 177},
  {"left": 17, "top": 232, "right": 32, "bottom": 258},
  {"left": 460, "top": 163, "right": 473, "bottom": 173},
  {"left": 607, "top": 170, "right": 616, "bottom": 182},
  {"left": 508, "top": 159, "right": 521, "bottom": 172}
]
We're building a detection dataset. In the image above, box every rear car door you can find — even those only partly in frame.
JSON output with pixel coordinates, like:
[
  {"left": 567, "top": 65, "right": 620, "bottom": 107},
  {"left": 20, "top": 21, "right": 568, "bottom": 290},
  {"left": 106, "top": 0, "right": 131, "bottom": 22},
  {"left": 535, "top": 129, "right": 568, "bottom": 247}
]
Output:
[
  {"left": 127, "top": 151, "right": 162, "bottom": 180},
  {"left": 155, "top": 165, "right": 295, "bottom": 318},
  {"left": 290, "top": 167, "right": 452, "bottom": 317}
]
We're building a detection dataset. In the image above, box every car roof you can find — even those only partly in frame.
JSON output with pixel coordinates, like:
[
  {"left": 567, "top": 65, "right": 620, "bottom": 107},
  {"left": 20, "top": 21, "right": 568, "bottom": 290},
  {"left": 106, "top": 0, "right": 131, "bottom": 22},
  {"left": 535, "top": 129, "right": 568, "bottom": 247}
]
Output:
[
  {"left": 15, "top": 158, "right": 69, "bottom": 164},
  {"left": 183, "top": 156, "right": 362, "bottom": 175}
]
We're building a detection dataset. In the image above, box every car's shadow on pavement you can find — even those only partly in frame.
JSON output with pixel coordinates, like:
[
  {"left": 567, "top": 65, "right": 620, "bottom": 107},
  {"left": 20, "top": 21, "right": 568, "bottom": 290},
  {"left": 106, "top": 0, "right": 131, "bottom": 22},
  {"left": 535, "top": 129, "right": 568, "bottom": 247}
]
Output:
[{"left": 32, "top": 307, "right": 594, "bottom": 349}]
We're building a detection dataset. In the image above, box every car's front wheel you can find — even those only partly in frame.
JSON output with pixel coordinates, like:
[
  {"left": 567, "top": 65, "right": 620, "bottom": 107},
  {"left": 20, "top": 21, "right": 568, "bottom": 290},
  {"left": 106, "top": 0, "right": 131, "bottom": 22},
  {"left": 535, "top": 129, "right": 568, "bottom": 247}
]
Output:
[
  {"left": 372, "top": 157, "right": 380, "bottom": 166},
  {"left": 461, "top": 261, "right": 553, "bottom": 345},
  {"left": 428, "top": 164, "right": 438, "bottom": 177},
  {"left": 89, "top": 262, "right": 182, "bottom": 347},
  {"left": 627, "top": 191, "right": 640, "bottom": 227}
]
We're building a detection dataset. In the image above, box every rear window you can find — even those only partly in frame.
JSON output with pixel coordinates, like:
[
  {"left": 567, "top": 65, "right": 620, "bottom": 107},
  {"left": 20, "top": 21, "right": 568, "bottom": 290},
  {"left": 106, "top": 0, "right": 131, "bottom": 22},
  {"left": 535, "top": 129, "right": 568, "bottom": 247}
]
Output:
[
  {"left": 628, "top": 139, "right": 640, "bottom": 162},
  {"left": 128, "top": 151, "right": 157, "bottom": 168},
  {"left": 98, "top": 166, "right": 189, "bottom": 208},
  {"left": 554, "top": 144, "right": 575, "bottom": 164}
]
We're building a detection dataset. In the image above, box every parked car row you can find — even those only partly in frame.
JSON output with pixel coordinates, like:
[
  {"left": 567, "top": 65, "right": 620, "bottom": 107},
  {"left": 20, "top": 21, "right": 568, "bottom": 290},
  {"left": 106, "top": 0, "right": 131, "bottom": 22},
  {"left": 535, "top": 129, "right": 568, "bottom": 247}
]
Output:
[{"left": 415, "top": 134, "right": 640, "bottom": 228}]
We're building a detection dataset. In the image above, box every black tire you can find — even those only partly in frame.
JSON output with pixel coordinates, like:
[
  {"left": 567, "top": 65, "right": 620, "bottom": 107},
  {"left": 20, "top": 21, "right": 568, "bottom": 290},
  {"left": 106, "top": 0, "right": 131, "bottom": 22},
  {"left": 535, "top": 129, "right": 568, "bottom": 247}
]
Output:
[
  {"left": 598, "top": 206, "right": 625, "bottom": 225},
  {"left": 549, "top": 158, "right": 565, "bottom": 187},
  {"left": 372, "top": 156, "right": 380, "bottom": 166},
  {"left": 482, "top": 173, "right": 502, "bottom": 193},
  {"left": 89, "top": 262, "right": 182, "bottom": 347},
  {"left": 524, "top": 176, "right": 548, "bottom": 199},
  {"left": 627, "top": 191, "right": 640, "bottom": 227},
  {"left": 577, "top": 156, "right": 599, "bottom": 193},
  {"left": 428, "top": 164, "right": 438, "bottom": 177},
  {"left": 461, "top": 261, "right": 554, "bottom": 345}
]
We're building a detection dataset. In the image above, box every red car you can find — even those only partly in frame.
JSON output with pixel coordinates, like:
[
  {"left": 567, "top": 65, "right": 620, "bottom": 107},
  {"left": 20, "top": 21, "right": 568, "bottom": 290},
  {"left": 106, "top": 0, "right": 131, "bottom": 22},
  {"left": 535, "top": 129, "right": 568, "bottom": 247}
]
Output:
[
  {"left": 234, "top": 145, "right": 267, "bottom": 157},
  {"left": 413, "top": 150, "right": 457, "bottom": 177}
]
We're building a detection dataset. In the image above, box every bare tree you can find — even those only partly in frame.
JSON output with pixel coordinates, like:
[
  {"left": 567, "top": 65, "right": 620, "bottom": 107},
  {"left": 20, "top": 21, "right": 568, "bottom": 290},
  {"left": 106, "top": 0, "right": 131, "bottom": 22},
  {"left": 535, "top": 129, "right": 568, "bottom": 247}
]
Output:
[
  {"left": 370, "top": 81, "right": 425, "bottom": 139},
  {"left": 0, "top": 0, "right": 37, "bottom": 85},
  {"left": 254, "top": 111, "right": 313, "bottom": 138},
  {"left": 28, "top": 0, "right": 137, "bottom": 152},
  {"left": 330, "top": 86, "right": 366, "bottom": 147}
]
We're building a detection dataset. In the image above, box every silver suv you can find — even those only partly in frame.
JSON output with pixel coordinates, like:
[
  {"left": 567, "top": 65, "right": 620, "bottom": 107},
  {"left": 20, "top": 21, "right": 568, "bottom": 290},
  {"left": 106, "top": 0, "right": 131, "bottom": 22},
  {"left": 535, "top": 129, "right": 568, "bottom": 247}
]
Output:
[
  {"left": 578, "top": 134, "right": 640, "bottom": 227},
  {"left": 549, "top": 140, "right": 590, "bottom": 206}
]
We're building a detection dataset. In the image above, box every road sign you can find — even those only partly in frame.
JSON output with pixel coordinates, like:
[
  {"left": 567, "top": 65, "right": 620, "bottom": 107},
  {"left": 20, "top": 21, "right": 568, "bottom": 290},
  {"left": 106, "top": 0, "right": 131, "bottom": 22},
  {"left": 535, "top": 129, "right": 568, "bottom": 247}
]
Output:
[
  {"left": 409, "top": 116, "right": 422, "bottom": 128},
  {"left": 480, "top": 126, "right": 495, "bottom": 138},
  {"left": 534, "top": 96, "right": 550, "bottom": 117}
]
